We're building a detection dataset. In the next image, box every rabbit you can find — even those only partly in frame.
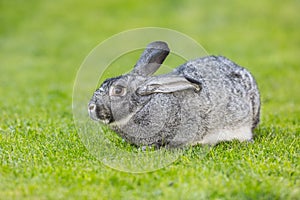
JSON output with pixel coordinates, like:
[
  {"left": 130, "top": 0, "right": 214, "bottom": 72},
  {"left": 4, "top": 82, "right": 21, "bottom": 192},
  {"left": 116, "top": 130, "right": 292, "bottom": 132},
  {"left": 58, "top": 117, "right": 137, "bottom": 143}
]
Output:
[{"left": 88, "top": 41, "right": 260, "bottom": 148}]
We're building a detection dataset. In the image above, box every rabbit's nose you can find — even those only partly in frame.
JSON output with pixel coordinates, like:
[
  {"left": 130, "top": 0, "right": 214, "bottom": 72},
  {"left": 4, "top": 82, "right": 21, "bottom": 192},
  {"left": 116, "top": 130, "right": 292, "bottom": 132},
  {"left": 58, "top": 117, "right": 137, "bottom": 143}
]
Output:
[
  {"left": 88, "top": 103, "right": 99, "bottom": 121},
  {"left": 88, "top": 103, "right": 96, "bottom": 112}
]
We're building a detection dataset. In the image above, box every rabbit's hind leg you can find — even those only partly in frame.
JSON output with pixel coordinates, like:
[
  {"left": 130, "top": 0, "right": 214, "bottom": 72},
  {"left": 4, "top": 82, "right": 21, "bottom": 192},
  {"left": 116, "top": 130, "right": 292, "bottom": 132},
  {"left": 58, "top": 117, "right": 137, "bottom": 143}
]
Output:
[{"left": 199, "top": 126, "right": 253, "bottom": 145}]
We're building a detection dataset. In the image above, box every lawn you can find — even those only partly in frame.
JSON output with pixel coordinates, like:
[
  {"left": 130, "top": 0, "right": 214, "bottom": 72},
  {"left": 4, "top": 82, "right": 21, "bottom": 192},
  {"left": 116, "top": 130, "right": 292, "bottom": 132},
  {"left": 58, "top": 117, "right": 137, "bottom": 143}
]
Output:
[{"left": 0, "top": 0, "right": 299, "bottom": 199}]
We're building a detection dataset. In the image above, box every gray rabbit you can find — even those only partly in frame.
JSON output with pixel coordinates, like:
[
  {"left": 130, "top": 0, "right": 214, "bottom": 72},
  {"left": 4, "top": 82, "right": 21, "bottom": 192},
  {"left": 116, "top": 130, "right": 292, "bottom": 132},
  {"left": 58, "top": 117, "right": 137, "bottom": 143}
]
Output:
[{"left": 88, "top": 41, "right": 260, "bottom": 148}]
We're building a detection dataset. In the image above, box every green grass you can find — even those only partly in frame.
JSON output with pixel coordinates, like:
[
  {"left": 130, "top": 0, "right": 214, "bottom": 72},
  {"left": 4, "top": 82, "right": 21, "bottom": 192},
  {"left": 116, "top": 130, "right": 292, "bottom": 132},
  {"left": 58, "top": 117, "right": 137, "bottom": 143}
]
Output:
[{"left": 0, "top": 0, "right": 299, "bottom": 199}]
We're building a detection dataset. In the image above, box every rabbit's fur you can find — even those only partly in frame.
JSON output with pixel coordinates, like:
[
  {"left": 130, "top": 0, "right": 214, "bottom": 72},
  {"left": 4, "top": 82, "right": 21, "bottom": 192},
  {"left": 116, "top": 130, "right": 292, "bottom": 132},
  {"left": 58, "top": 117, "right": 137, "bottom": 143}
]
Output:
[{"left": 88, "top": 41, "right": 260, "bottom": 148}]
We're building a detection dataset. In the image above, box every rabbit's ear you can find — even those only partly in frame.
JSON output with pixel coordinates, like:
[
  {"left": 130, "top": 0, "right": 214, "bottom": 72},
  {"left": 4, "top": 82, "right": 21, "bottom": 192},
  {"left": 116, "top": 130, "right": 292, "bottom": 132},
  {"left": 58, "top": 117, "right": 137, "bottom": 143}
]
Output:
[
  {"left": 136, "top": 75, "right": 201, "bottom": 95},
  {"left": 131, "top": 41, "right": 170, "bottom": 76}
]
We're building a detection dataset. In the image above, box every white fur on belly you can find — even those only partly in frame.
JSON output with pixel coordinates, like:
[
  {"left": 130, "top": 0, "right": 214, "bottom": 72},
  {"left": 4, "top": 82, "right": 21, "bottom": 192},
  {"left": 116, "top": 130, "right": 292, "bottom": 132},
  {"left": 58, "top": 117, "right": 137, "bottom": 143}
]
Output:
[{"left": 199, "top": 126, "right": 253, "bottom": 145}]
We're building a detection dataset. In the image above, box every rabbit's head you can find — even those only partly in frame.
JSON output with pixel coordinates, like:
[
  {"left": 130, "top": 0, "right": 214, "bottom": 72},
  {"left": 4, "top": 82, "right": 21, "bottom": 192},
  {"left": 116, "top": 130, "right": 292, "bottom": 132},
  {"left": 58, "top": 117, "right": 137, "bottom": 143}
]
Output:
[{"left": 88, "top": 41, "right": 200, "bottom": 130}]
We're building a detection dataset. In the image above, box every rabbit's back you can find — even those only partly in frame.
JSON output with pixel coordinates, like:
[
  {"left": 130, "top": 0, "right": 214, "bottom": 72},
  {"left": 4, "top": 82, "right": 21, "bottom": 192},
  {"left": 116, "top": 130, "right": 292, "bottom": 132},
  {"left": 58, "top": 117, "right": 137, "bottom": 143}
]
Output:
[{"left": 175, "top": 56, "right": 257, "bottom": 93}]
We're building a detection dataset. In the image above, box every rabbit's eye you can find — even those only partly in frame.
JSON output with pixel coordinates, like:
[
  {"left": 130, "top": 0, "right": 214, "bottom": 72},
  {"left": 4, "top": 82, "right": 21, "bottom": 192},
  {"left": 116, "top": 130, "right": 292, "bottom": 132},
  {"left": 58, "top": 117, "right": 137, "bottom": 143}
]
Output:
[{"left": 110, "top": 85, "right": 127, "bottom": 96}]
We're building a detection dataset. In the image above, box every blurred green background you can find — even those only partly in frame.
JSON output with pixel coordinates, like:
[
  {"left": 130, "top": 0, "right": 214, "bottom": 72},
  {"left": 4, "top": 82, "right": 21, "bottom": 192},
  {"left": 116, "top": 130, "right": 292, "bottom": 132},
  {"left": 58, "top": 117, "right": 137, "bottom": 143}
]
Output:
[{"left": 0, "top": 0, "right": 299, "bottom": 199}]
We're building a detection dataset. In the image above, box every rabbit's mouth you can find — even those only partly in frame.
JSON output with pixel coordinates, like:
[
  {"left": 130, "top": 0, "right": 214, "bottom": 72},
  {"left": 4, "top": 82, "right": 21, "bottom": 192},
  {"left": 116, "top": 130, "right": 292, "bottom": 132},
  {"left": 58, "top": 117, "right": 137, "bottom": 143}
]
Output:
[{"left": 88, "top": 103, "right": 113, "bottom": 124}]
